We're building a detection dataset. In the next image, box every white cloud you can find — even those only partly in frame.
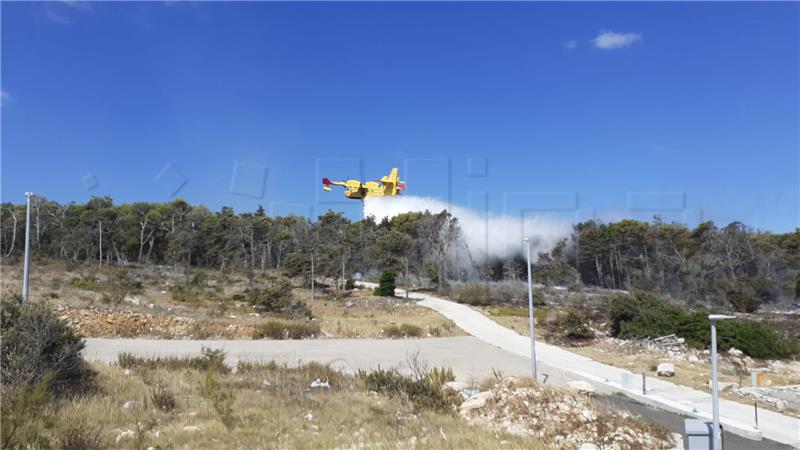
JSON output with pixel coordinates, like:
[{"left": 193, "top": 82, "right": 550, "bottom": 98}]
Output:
[
  {"left": 59, "top": 1, "right": 91, "bottom": 11},
  {"left": 1, "top": 90, "right": 11, "bottom": 107},
  {"left": 563, "top": 39, "right": 577, "bottom": 50},
  {"left": 46, "top": 8, "right": 72, "bottom": 24},
  {"left": 592, "top": 30, "right": 641, "bottom": 49}
]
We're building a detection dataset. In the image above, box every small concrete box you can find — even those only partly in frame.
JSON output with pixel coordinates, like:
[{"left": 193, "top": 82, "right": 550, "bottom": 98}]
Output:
[{"left": 684, "top": 419, "right": 713, "bottom": 450}]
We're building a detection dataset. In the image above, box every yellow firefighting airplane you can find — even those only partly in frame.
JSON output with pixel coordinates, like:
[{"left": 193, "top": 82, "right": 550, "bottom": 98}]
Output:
[{"left": 322, "top": 168, "right": 405, "bottom": 200}]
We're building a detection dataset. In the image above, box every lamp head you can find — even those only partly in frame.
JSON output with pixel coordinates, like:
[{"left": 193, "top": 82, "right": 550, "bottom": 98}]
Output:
[{"left": 708, "top": 314, "right": 736, "bottom": 321}]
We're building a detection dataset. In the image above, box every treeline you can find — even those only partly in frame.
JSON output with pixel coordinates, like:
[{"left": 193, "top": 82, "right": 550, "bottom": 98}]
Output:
[
  {"left": 0, "top": 196, "right": 461, "bottom": 287},
  {"left": 2, "top": 196, "right": 798, "bottom": 309},
  {"left": 532, "top": 219, "right": 800, "bottom": 309}
]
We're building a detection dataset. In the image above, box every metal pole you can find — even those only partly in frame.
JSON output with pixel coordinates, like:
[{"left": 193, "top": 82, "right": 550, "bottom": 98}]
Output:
[
  {"left": 524, "top": 238, "right": 538, "bottom": 381},
  {"left": 22, "top": 192, "right": 33, "bottom": 301},
  {"left": 711, "top": 319, "right": 721, "bottom": 450},
  {"left": 707, "top": 314, "right": 734, "bottom": 450}
]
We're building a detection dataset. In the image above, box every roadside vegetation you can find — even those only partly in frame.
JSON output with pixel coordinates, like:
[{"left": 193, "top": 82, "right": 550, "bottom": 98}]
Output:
[
  {"left": 0, "top": 295, "right": 539, "bottom": 449},
  {"left": 606, "top": 291, "right": 798, "bottom": 359}
]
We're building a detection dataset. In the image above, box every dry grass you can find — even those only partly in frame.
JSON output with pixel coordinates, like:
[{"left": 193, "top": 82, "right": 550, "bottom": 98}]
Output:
[
  {"left": 478, "top": 306, "right": 548, "bottom": 339},
  {"left": 1, "top": 262, "right": 463, "bottom": 340},
  {"left": 42, "top": 360, "right": 546, "bottom": 449},
  {"left": 299, "top": 288, "right": 464, "bottom": 338}
]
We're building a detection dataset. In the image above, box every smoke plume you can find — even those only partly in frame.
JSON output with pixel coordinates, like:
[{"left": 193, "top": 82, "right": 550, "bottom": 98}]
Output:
[{"left": 363, "top": 196, "right": 572, "bottom": 262}]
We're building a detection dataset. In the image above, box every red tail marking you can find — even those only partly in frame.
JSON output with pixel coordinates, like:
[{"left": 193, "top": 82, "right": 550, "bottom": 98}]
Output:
[{"left": 322, "top": 178, "right": 332, "bottom": 185}]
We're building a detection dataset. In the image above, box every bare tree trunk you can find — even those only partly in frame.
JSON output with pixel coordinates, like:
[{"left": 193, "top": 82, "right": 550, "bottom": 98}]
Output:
[
  {"left": 98, "top": 220, "right": 103, "bottom": 267},
  {"left": 4, "top": 210, "right": 17, "bottom": 257}
]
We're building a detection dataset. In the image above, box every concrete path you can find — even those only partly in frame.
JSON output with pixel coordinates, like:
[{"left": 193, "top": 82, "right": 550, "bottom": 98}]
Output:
[{"left": 377, "top": 284, "right": 800, "bottom": 447}]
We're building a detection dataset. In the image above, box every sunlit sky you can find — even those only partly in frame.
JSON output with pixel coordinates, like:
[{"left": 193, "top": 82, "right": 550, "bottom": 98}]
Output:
[{"left": 2, "top": 2, "right": 798, "bottom": 231}]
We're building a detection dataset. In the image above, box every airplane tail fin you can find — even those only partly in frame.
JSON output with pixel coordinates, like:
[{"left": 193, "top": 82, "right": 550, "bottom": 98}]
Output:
[{"left": 381, "top": 168, "right": 401, "bottom": 195}]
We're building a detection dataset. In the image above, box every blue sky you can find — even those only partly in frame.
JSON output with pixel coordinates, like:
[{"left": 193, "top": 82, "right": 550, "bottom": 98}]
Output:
[{"left": 2, "top": 1, "right": 798, "bottom": 231}]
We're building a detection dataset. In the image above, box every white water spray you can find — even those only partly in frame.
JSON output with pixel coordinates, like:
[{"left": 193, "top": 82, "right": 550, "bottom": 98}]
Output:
[{"left": 363, "top": 196, "right": 572, "bottom": 261}]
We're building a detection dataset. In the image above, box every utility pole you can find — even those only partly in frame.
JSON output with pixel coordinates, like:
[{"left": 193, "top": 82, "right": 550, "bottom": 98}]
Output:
[
  {"left": 22, "top": 192, "right": 33, "bottom": 301},
  {"left": 524, "top": 237, "right": 538, "bottom": 381},
  {"left": 710, "top": 314, "right": 735, "bottom": 450}
]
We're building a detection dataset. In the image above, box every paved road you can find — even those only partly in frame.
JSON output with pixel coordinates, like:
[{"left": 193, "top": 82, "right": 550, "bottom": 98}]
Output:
[
  {"left": 85, "top": 336, "right": 543, "bottom": 383},
  {"left": 374, "top": 284, "right": 800, "bottom": 448}
]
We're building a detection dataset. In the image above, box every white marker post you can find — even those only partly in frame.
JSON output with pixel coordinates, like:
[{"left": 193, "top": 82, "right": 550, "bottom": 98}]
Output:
[
  {"left": 709, "top": 314, "right": 735, "bottom": 450},
  {"left": 524, "top": 237, "right": 538, "bottom": 381},
  {"left": 22, "top": 192, "right": 33, "bottom": 301}
]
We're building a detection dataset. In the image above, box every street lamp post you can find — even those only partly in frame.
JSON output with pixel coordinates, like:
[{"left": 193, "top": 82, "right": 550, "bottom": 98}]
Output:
[
  {"left": 524, "top": 238, "right": 538, "bottom": 381},
  {"left": 22, "top": 192, "right": 33, "bottom": 302},
  {"left": 709, "top": 314, "right": 735, "bottom": 450}
]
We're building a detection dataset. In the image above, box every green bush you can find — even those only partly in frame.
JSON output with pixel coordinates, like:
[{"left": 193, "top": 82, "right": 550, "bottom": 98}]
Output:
[
  {"left": 557, "top": 309, "right": 594, "bottom": 340},
  {"left": 606, "top": 291, "right": 798, "bottom": 359},
  {"left": 199, "top": 351, "right": 236, "bottom": 429},
  {"left": 1, "top": 295, "right": 96, "bottom": 399},
  {"left": 374, "top": 270, "right": 396, "bottom": 297},
  {"left": 248, "top": 275, "right": 294, "bottom": 312},
  {"left": 170, "top": 284, "right": 205, "bottom": 303},
  {"left": 1, "top": 373, "right": 55, "bottom": 449},
  {"left": 726, "top": 290, "right": 760, "bottom": 313}
]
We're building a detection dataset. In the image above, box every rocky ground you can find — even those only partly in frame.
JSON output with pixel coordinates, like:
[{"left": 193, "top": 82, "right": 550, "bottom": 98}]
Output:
[
  {"left": 451, "top": 376, "right": 680, "bottom": 450},
  {"left": 579, "top": 334, "right": 800, "bottom": 417}
]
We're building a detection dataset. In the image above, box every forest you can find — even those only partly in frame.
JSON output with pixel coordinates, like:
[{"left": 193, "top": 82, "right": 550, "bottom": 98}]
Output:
[{"left": 1, "top": 196, "right": 798, "bottom": 311}]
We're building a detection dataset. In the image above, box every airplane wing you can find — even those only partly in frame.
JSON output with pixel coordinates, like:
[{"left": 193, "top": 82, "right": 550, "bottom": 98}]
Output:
[{"left": 322, "top": 177, "right": 348, "bottom": 191}]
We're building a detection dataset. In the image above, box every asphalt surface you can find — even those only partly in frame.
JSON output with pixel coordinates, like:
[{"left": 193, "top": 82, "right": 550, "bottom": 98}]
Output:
[{"left": 598, "top": 396, "right": 793, "bottom": 450}]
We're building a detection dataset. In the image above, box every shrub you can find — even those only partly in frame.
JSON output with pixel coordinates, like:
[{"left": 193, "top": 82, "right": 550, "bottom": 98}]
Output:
[
  {"left": 248, "top": 275, "right": 294, "bottom": 312},
  {"left": 1, "top": 295, "right": 96, "bottom": 399},
  {"left": 359, "top": 368, "right": 457, "bottom": 412},
  {"left": 150, "top": 385, "right": 177, "bottom": 412},
  {"left": 252, "top": 320, "right": 320, "bottom": 339},
  {"left": 56, "top": 422, "right": 104, "bottom": 450},
  {"left": 383, "top": 323, "right": 424, "bottom": 338},
  {"left": 70, "top": 268, "right": 143, "bottom": 304},
  {"left": 555, "top": 309, "right": 594, "bottom": 340},
  {"left": 345, "top": 277, "right": 356, "bottom": 290},
  {"left": 374, "top": 270, "right": 396, "bottom": 297},
  {"left": 0, "top": 373, "right": 55, "bottom": 449},
  {"left": 726, "top": 290, "right": 760, "bottom": 313},
  {"left": 170, "top": 284, "right": 205, "bottom": 303},
  {"left": 425, "top": 367, "right": 455, "bottom": 387},
  {"left": 605, "top": 291, "right": 798, "bottom": 359},
  {"left": 200, "top": 357, "right": 236, "bottom": 429},
  {"left": 454, "top": 282, "right": 491, "bottom": 306},
  {"left": 68, "top": 274, "right": 101, "bottom": 291}
]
